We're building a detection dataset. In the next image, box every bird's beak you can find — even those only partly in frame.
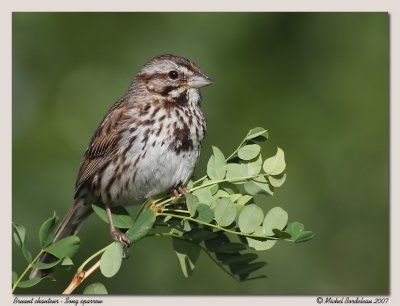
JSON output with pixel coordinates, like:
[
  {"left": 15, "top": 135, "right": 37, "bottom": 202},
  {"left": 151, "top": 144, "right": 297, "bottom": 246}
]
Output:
[{"left": 188, "top": 73, "right": 213, "bottom": 88}]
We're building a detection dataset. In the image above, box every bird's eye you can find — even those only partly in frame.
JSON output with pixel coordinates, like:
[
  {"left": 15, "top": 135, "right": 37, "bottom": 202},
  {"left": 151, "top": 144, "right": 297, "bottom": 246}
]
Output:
[{"left": 168, "top": 70, "right": 179, "bottom": 80}]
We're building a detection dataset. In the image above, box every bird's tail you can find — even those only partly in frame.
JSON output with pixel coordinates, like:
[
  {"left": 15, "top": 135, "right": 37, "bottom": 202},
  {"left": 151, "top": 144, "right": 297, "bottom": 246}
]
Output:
[{"left": 30, "top": 199, "right": 92, "bottom": 279}]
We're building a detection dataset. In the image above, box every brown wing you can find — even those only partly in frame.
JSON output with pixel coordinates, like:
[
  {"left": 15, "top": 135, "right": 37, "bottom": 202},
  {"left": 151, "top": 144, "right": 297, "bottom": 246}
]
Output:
[{"left": 74, "top": 99, "right": 129, "bottom": 193}]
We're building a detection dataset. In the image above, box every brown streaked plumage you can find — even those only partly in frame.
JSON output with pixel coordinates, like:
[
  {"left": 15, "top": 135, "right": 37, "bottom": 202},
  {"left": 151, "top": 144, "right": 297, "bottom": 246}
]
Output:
[{"left": 30, "top": 54, "right": 212, "bottom": 278}]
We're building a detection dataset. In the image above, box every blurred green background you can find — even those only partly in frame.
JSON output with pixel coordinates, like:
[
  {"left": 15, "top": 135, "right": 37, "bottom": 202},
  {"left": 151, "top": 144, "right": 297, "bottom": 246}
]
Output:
[{"left": 12, "top": 13, "right": 389, "bottom": 295}]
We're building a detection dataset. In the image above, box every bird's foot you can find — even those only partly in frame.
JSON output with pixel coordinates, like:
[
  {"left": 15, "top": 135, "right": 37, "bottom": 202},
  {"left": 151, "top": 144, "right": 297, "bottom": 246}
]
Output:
[
  {"left": 149, "top": 186, "right": 189, "bottom": 213},
  {"left": 110, "top": 230, "right": 131, "bottom": 248},
  {"left": 171, "top": 185, "right": 189, "bottom": 198}
]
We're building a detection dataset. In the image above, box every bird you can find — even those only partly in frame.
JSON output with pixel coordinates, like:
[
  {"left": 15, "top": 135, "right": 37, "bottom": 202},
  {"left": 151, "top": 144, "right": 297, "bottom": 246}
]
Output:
[{"left": 30, "top": 54, "right": 212, "bottom": 278}]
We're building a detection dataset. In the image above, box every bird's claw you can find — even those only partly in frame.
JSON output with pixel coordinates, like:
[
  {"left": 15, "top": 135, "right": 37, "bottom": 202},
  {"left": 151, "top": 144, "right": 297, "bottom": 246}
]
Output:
[
  {"left": 171, "top": 186, "right": 189, "bottom": 198},
  {"left": 111, "top": 230, "right": 131, "bottom": 248}
]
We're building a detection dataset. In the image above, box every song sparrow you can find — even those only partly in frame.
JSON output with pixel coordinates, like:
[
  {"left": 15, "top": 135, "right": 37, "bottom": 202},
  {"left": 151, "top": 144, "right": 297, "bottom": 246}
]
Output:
[{"left": 31, "top": 54, "right": 211, "bottom": 278}]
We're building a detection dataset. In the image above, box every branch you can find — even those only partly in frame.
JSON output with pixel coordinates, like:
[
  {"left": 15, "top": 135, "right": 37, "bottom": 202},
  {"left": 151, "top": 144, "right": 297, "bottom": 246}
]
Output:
[{"left": 63, "top": 260, "right": 100, "bottom": 294}]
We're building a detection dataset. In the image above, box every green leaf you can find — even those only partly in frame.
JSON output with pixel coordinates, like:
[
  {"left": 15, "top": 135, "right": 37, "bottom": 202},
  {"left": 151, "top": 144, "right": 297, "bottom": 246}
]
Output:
[
  {"left": 32, "top": 258, "right": 62, "bottom": 270},
  {"left": 220, "top": 253, "right": 258, "bottom": 265},
  {"left": 214, "top": 189, "right": 230, "bottom": 199},
  {"left": 186, "top": 194, "right": 199, "bottom": 217},
  {"left": 12, "top": 222, "right": 32, "bottom": 262},
  {"left": 196, "top": 204, "right": 214, "bottom": 223},
  {"left": 83, "top": 283, "right": 108, "bottom": 294},
  {"left": 12, "top": 271, "right": 18, "bottom": 285},
  {"left": 12, "top": 222, "right": 25, "bottom": 249},
  {"left": 295, "top": 231, "right": 315, "bottom": 243},
  {"left": 126, "top": 209, "right": 156, "bottom": 242},
  {"left": 246, "top": 228, "right": 277, "bottom": 251},
  {"left": 246, "top": 127, "right": 268, "bottom": 140},
  {"left": 207, "top": 242, "right": 246, "bottom": 254},
  {"left": 182, "top": 220, "right": 192, "bottom": 232},
  {"left": 44, "top": 236, "right": 80, "bottom": 259},
  {"left": 240, "top": 154, "right": 262, "bottom": 176},
  {"left": 220, "top": 182, "right": 241, "bottom": 194},
  {"left": 272, "top": 229, "right": 292, "bottom": 239},
  {"left": 214, "top": 198, "right": 236, "bottom": 227},
  {"left": 263, "top": 147, "right": 286, "bottom": 175},
  {"left": 100, "top": 241, "right": 123, "bottom": 278},
  {"left": 263, "top": 207, "right": 288, "bottom": 236},
  {"left": 244, "top": 177, "right": 274, "bottom": 196},
  {"left": 192, "top": 188, "right": 213, "bottom": 206},
  {"left": 17, "top": 276, "right": 54, "bottom": 288},
  {"left": 92, "top": 203, "right": 134, "bottom": 229},
  {"left": 61, "top": 257, "right": 74, "bottom": 266},
  {"left": 169, "top": 219, "right": 191, "bottom": 234},
  {"left": 173, "top": 238, "right": 200, "bottom": 278},
  {"left": 237, "top": 195, "right": 253, "bottom": 205},
  {"left": 185, "top": 228, "right": 217, "bottom": 241},
  {"left": 207, "top": 146, "right": 227, "bottom": 180},
  {"left": 169, "top": 219, "right": 184, "bottom": 235},
  {"left": 187, "top": 180, "right": 194, "bottom": 189},
  {"left": 238, "top": 144, "right": 261, "bottom": 161},
  {"left": 235, "top": 204, "right": 245, "bottom": 223},
  {"left": 284, "top": 221, "right": 305, "bottom": 240},
  {"left": 269, "top": 173, "right": 287, "bottom": 187},
  {"left": 247, "top": 238, "right": 277, "bottom": 251},
  {"left": 201, "top": 180, "right": 219, "bottom": 195},
  {"left": 229, "top": 193, "right": 242, "bottom": 202},
  {"left": 231, "top": 261, "right": 266, "bottom": 277},
  {"left": 238, "top": 204, "right": 264, "bottom": 234},
  {"left": 244, "top": 275, "right": 268, "bottom": 281},
  {"left": 39, "top": 212, "right": 59, "bottom": 248},
  {"left": 225, "top": 163, "right": 246, "bottom": 183}
]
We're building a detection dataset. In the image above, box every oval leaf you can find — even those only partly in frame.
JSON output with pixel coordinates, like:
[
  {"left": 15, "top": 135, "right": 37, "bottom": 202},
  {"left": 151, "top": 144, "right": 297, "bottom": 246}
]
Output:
[
  {"left": 61, "top": 257, "right": 74, "bottom": 266},
  {"left": 44, "top": 236, "right": 80, "bottom": 259},
  {"left": 92, "top": 204, "right": 134, "bottom": 229},
  {"left": 192, "top": 188, "right": 213, "bottom": 206},
  {"left": 207, "top": 146, "right": 227, "bottom": 180},
  {"left": 213, "top": 189, "right": 231, "bottom": 199},
  {"left": 173, "top": 238, "right": 200, "bottom": 278},
  {"left": 238, "top": 144, "right": 261, "bottom": 161},
  {"left": 186, "top": 194, "right": 199, "bottom": 217},
  {"left": 246, "top": 227, "right": 277, "bottom": 251},
  {"left": 272, "top": 228, "right": 292, "bottom": 239},
  {"left": 185, "top": 228, "right": 217, "bottom": 241},
  {"left": 284, "top": 221, "right": 305, "bottom": 240},
  {"left": 196, "top": 204, "right": 214, "bottom": 223},
  {"left": 220, "top": 253, "right": 258, "bottom": 265},
  {"left": 232, "top": 261, "right": 266, "bottom": 277},
  {"left": 237, "top": 195, "right": 253, "bottom": 206},
  {"left": 229, "top": 193, "right": 242, "bottom": 202},
  {"left": 12, "top": 222, "right": 26, "bottom": 249},
  {"left": 263, "top": 147, "right": 286, "bottom": 175},
  {"left": 17, "top": 276, "right": 53, "bottom": 288},
  {"left": 12, "top": 271, "right": 18, "bottom": 285},
  {"left": 100, "top": 241, "right": 123, "bottom": 278},
  {"left": 295, "top": 231, "right": 315, "bottom": 243},
  {"left": 240, "top": 154, "right": 262, "bottom": 176},
  {"left": 225, "top": 163, "right": 246, "bottom": 183},
  {"left": 39, "top": 212, "right": 59, "bottom": 248},
  {"left": 12, "top": 222, "right": 32, "bottom": 262},
  {"left": 32, "top": 258, "right": 62, "bottom": 270},
  {"left": 246, "top": 127, "right": 268, "bottom": 140},
  {"left": 244, "top": 178, "right": 274, "bottom": 196},
  {"left": 214, "top": 198, "right": 236, "bottom": 227},
  {"left": 208, "top": 242, "right": 246, "bottom": 254},
  {"left": 263, "top": 207, "right": 288, "bottom": 236},
  {"left": 126, "top": 209, "right": 156, "bottom": 242},
  {"left": 238, "top": 204, "right": 264, "bottom": 234},
  {"left": 269, "top": 173, "right": 287, "bottom": 187},
  {"left": 83, "top": 283, "right": 108, "bottom": 294}
]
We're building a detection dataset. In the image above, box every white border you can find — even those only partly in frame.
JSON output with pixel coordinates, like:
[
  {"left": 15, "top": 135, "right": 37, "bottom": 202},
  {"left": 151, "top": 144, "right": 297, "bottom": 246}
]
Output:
[{"left": 1, "top": 1, "right": 399, "bottom": 306}]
